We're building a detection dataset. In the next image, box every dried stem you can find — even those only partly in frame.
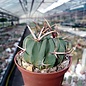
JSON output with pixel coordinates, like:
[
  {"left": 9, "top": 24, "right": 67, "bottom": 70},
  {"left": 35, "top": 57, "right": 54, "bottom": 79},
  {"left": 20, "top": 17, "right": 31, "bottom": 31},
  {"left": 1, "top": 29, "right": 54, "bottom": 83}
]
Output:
[
  {"left": 38, "top": 27, "right": 44, "bottom": 39},
  {"left": 39, "top": 31, "right": 56, "bottom": 40},
  {"left": 51, "top": 52, "right": 66, "bottom": 55},
  {"left": 51, "top": 47, "right": 75, "bottom": 55},
  {"left": 41, "top": 59, "right": 50, "bottom": 67},
  {"left": 65, "top": 46, "right": 76, "bottom": 54},
  {"left": 16, "top": 45, "right": 26, "bottom": 51},
  {"left": 42, "top": 28, "right": 49, "bottom": 34},
  {"left": 66, "top": 49, "right": 73, "bottom": 54},
  {"left": 27, "top": 25, "right": 37, "bottom": 39},
  {"left": 44, "top": 19, "right": 52, "bottom": 30},
  {"left": 51, "top": 24, "right": 56, "bottom": 27},
  {"left": 62, "top": 36, "right": 70, "bottom": 39},
  {"left": 33, "top": 22, "right": 41, "bottom": 30}
]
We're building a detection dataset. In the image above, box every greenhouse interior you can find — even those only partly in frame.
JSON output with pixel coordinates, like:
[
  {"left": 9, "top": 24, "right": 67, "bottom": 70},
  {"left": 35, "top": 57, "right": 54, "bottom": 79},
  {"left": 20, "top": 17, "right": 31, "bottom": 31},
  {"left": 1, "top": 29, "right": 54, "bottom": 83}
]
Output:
[{"left": 0, "top": 0, "right": 86, "bottom": 86}]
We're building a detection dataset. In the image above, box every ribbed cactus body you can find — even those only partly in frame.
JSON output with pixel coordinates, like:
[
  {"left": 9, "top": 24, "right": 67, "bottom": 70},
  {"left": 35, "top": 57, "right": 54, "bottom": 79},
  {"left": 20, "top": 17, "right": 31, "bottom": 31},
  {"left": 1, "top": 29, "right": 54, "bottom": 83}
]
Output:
[
  {"left": 55, "top": 38, "right": 66, "bottom": 64},
  {"left": 23, "top": 34, "right": 67, "bottom": 69}
]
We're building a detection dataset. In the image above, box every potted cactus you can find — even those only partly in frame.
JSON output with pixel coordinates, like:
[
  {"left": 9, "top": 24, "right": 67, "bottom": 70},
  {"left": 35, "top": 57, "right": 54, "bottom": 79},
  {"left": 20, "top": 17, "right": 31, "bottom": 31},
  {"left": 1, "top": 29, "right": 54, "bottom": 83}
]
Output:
[{"left": 14, "top": 20, "right": 72, "bottom": 86}]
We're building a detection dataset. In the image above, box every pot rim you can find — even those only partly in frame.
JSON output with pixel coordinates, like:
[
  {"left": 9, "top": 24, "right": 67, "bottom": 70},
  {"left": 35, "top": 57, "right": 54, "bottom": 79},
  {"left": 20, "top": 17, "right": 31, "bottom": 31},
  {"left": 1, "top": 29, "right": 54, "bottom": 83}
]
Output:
[{"left": 14, "top": 50, "right": 72, "bottom": 75}]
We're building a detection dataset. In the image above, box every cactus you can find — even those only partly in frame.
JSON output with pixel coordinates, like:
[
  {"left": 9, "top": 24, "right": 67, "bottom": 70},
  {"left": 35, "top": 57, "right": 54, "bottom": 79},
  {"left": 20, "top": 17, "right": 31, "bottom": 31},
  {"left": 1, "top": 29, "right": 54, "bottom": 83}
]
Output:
[{"left": 22, "top": 22, "right": 72, "bottom": 69}]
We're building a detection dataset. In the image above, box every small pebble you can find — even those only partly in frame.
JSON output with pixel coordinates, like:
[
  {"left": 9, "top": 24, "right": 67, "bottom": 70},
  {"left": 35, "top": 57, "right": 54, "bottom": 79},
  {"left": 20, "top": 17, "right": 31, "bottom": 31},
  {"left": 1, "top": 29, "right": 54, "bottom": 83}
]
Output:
[
  {"left": 49, "top": 67, "right": 57, "bottom": 72},
  {"left": 5, "top": 48, "right": 11, "bottom": 53},
  {"left": 41, "top": 69, "right": 49, "bottom": 73},
  {"left": 26, "top": 65, "right": 33, "bottom": 72},
  {"left": 34, "top": 68, "right": 40, "bottom": 73}
]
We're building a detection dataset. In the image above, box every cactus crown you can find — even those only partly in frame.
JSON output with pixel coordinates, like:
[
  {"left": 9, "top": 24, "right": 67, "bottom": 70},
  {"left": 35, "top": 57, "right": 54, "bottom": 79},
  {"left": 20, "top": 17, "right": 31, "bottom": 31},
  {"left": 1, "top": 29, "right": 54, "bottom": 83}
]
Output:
[{"left": 22, "top": 21, "right": 72, "bottom": 69}]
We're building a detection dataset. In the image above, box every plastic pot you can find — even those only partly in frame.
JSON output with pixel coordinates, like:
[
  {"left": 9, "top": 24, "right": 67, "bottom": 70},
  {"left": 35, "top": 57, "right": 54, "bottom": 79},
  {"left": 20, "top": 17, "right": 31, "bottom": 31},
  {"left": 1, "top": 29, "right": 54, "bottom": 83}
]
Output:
[{"left": 14, "top": 51, "right": 72, "bottom": 86}]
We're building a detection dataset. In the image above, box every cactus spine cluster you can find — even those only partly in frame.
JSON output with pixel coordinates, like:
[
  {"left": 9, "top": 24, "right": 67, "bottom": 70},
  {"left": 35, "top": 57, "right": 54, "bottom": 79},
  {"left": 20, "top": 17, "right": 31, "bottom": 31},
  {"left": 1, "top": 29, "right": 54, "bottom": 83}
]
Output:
[{"left": 22, "top": 23, "right": 71, "bottom": 69}]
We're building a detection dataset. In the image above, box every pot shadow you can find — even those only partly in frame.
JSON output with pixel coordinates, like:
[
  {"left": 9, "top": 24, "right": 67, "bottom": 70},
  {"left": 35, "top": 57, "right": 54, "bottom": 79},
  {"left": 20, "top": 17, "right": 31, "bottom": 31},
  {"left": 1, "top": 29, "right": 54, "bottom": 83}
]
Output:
[{"left": 11, "top": 67, "right": 24, "bottom": 86}]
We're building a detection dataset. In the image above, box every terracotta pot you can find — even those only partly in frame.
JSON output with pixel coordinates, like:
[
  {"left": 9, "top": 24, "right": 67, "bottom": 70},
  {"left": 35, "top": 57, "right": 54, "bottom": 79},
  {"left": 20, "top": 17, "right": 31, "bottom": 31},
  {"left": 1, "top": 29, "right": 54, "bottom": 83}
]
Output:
[{"left": 14, "top": 51, "right": 72, "bottom": 86}]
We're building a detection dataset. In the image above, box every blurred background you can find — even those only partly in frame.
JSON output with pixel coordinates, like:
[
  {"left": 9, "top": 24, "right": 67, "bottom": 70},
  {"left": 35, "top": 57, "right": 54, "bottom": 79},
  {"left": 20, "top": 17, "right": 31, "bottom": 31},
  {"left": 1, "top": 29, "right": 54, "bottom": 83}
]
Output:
[{"left": 0, "top": 0, "right": 86, "bottom": 86}]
